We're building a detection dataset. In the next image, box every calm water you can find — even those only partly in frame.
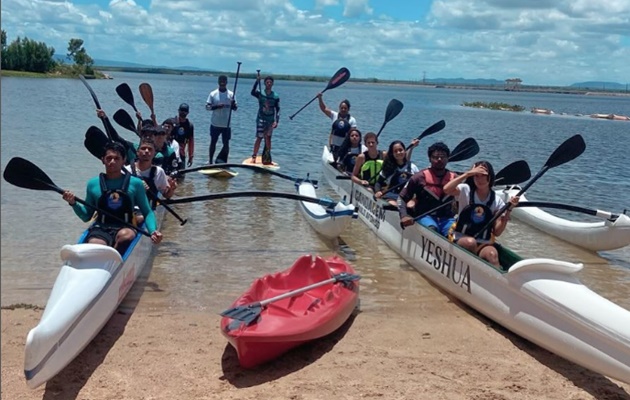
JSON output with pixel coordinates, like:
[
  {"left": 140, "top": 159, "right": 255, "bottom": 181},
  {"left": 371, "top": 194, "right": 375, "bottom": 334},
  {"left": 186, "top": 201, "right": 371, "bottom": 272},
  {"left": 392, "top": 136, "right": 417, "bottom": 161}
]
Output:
[{"left": 1, "top": 72, "right": 629, "bottom": 313}]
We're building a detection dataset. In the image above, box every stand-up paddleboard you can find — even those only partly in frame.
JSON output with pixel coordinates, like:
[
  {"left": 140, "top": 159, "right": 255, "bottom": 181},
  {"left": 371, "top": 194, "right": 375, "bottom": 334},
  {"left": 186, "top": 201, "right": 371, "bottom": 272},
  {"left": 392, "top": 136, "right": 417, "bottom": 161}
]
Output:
[
  {"left": 242, "top": 156, "right": 280, "bottom": 171},
  {"left": 199, "top": 168, "right": 239, "bottom": 179}
]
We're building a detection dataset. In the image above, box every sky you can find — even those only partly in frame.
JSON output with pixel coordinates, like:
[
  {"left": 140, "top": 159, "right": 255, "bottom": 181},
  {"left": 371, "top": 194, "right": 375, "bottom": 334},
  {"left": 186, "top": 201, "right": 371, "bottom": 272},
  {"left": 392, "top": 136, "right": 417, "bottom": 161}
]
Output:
[{"left": 2, "top": 0, "right": 629, "bottom": 86}]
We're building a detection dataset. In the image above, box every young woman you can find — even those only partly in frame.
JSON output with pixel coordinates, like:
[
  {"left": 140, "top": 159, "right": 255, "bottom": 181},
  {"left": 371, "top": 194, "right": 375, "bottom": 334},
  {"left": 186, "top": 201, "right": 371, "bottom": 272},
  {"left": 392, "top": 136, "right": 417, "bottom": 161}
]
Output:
[
  {"left": 317, "top": 93, "right": 357, "bottom": 162},
  {"left": 337, "top": 128, "right": 367, "bottom": 173},
  {"left": 374, "top": 139, "right": 420, "bottom": 206},
  {"left": 443, "top": 161, "right": 519, "bottom": 266}
]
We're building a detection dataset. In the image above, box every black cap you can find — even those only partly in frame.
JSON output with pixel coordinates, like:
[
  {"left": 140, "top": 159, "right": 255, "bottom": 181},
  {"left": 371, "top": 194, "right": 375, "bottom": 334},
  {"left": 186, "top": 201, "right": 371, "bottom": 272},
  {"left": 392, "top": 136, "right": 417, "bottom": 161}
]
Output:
[{"left": 179, "top": 103, "right": 189, "bottom": 112}]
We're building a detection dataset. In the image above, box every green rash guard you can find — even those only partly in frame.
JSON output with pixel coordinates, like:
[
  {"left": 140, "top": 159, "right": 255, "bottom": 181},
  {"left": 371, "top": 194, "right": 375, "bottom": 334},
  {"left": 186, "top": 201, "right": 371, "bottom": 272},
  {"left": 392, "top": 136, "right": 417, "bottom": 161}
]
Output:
[{"left": 71, "top": 175, "right": 158, "bottom": 233}]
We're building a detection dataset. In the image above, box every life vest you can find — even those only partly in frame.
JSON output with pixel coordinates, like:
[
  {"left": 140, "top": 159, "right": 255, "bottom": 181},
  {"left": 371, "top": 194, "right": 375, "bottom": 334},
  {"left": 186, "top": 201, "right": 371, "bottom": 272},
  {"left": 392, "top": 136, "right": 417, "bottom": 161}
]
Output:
[
  {"left": 360, "top": 150, "right": 383, "bottom": 184},
  {"left": 130, "top": 164, "right": 159, "bottom": 209},
  {"left": 330, "top": 114, "right": 352, "bottom": 139},
  {"left": 412, "top": 169, "right": 457, "bottom": 217},
  {"left": 341, "top": 146, "right": 361, "bottom": 172},
  {"left": 449, "top": 189, "right": 496, "bottom": 243},
  {"left": 423, "top": 169, "right": 456, "bottom": 200},
  {"left": 96, "top": 173, "right": 135, "bottom": 225}
]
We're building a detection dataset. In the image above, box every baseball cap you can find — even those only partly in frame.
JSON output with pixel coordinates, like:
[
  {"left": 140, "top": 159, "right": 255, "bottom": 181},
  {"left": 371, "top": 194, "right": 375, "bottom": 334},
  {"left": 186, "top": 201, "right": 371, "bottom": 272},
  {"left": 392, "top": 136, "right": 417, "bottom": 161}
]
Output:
[{"left": 178, "top": 103, "right": 189, "bottom": 112}]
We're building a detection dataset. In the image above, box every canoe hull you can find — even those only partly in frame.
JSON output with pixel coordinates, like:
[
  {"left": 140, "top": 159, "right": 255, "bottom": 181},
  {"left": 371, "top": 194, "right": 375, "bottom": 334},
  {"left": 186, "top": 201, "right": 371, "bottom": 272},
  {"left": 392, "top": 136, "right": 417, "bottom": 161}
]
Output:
[
  {"left": 221, "top": 254, "right": 359, "bottom": 368},
  {"left": 496, "top": 187, "right": 630, "bottom": 251},
  {"left": 321, "top": 146, "right": 630, "bottom": 384},
  {"left": 296, "top": 181, "right": 357, "bottom": 239},
  {"left": 24, "top": 208, "right": 163, "bottom": 389}
]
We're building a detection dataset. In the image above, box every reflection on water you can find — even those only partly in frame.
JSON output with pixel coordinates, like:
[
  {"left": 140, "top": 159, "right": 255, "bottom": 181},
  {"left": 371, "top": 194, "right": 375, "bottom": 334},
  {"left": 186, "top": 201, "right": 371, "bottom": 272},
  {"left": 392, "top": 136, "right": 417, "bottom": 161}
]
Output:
[{"left": 1, "top": 74, "right": 629, "bottom": 316}]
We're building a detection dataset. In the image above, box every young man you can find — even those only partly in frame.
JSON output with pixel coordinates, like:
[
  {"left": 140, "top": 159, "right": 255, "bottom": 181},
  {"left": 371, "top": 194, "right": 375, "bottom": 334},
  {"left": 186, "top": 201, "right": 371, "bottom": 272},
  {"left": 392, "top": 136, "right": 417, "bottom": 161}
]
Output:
[
  {"left": 151, "top": 125, "right": 179, "bottom": 176},
  {"left": 351, "top": 132, "right": 386, "bottom": 191},
  {"left": 62, "top": 142, "right": 163, "bottom": 253},
  {"left": 173, "top": 103, "right": 195, "bottom": 168},
  {"left": 251, "top": 74, "right": 280, "bottom": 165},
  {"left": 206, "top": 75, "right": 237, "bottom": 164},
  {"left": 397, "top": 142, "right": 458, "bottom": 236}
]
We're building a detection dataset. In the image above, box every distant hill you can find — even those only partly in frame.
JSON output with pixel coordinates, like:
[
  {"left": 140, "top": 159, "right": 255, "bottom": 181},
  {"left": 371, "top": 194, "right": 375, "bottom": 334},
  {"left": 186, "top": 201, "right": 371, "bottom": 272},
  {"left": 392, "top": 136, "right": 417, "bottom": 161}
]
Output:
[
  {"left": 53, "top": 55, "right": 201, "bottom": 70},
  {"left": 570, "top": 81, "right": 627, "bottom": 89}
]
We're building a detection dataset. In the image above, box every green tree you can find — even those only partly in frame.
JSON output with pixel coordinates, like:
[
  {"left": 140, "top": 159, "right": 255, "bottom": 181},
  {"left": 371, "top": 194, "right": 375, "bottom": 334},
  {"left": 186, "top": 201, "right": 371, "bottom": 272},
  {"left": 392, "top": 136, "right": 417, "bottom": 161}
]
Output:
[
  {"left": 1, "top": 33, "right": 56, "bottom": 72},
  {"left": 67, "top": 38, "right": 93, "bottom": 66}
]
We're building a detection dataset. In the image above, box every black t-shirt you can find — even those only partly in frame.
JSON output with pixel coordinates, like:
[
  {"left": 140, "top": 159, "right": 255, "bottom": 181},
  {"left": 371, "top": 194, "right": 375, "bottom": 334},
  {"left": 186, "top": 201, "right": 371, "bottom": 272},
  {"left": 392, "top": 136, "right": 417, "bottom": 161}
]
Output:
[{"left": 173, "top": 118, "right": 194, "bottom": 147}]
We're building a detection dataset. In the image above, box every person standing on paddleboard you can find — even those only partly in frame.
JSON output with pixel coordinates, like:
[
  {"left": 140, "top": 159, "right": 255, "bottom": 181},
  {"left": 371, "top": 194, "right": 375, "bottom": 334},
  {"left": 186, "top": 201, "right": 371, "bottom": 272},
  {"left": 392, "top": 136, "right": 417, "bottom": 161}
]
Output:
[
  {"left": 173, "top": 103, "right": 195, "bottom": 168},
  {"left": 206, "top": 75, "right": 237, "bottom": 164},
  {"left": 250, "top": 74, "right": 280, "bottom": 165}
]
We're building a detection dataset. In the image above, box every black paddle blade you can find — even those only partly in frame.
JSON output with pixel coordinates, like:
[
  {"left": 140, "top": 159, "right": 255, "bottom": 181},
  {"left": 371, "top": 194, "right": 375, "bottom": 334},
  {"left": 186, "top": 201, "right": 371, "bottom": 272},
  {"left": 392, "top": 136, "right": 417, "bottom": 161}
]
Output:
[
  {"left": 113, "top": 108, "right": 138, "bottom": 134},
  {"left": 3, "top": 157, "right": 62, "bottom": 193},
  {"left": 448, "top": 138, "right": 479, "bottom": 162},
  {"left": 419, "top": 119, "right": 446, "bottom": 140},
  {"left": 385, "top": 99, "right": 404, "bottom": 123},
  {"left": 494, "top": 160, "right": 531, "bottom": 186},
  {"left": 325, "top": 67, "right": 351, "bottom": 91},
  {"left": 85, "top": 126, "right": 110, "bottom": 159},
  {"left": 544, "top": 134, "right": 586, "bottom": 169},
  {"left": 116, "top": 83, "right": 138, "bottom": 112}
]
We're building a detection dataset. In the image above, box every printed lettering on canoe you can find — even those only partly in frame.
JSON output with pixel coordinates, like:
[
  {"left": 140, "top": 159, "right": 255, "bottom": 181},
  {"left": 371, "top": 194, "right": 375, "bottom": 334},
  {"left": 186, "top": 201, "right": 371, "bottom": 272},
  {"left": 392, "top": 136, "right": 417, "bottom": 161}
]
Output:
[
  {"left": 118, "top": 266, "right": 136, "bottom": 303},
  {"left": 420, "top": 235, "right": 471, "bottom": 293},
  {"left": 353, "top": 189, "right": 386, "bottom": 229}
]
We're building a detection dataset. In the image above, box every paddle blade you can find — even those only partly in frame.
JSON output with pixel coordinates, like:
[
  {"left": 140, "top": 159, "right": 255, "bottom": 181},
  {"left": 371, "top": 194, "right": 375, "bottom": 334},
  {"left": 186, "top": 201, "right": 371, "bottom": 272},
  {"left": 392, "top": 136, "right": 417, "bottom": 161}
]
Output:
[
  {"left": 116, "top": 83, "right": 137, "bottom": 112},
  {"left": 85, "top": 126, "right": 110, "bottom": 159},
  {"left": 408, "top": 120, "right": 446, "bottom": 148},
  {"left": 385, "top": 99, "right": 404, "bottom": 123},
  {"left": 449, "top": 138, "right": 479, "bottom": 162},
  {"left": 3, "top": 157, "right": 62, "bottom": 193},
  {"left": 494, "top": 160, "right": 531, "bottom": 186},
  {"left": 113, "top": 108, "right": 138, "bottom": 134},
  {"left": 324, "top": 67, "right": 351, "bottom": 91},
  {"left": 544, "top": 134, "right": 586, "bottom": 169},
  {"left": 221, "top": 303, "right": 262, "bottom": 327},
  {"left": 139, "top": 83, "right": 154, "bottom": 114}
]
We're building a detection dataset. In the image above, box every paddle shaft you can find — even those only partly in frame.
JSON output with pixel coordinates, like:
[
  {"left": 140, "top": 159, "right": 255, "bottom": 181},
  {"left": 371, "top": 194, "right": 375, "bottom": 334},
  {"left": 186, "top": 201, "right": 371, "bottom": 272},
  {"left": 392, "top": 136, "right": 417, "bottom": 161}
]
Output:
[
  {"left": 177, "top": 163, "right": 318, "bottom": 186},
  {"left": 226, "top": 62, "right": 242, "bottom": 129},
  {"left": 166, "top": 190, "right": 336, "bottom": 207},
  {"left": 79, "top": 75, "right": 115, "bottom": 140},
  {"left": 256, "top": 69, "right": 262, "bottom": 93},
  {"left": 289, "top": 67, "right": 350, "bottom": 120},
  {"left": 516, "top": 201, "right": 620, "bottom": 221}
]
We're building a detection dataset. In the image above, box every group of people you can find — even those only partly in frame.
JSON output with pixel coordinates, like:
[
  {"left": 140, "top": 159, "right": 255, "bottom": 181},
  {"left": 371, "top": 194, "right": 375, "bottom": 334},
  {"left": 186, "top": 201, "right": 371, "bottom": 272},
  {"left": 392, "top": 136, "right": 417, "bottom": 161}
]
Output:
[
  {"left": 318, "top": 93, "right": 519, "bottom": 266},
  {"left": 205, "top": 73, "right": 280, "bottom": 165}
]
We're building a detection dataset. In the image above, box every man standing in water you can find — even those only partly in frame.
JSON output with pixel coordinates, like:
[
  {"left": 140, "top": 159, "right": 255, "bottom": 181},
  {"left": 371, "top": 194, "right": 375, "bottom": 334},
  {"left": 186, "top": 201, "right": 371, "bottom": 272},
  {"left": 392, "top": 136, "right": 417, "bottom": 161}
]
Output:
[
  {"left": 206, "top": 75, "right": 237, "bottom": 164},
  {"left": 173, "top": 103, "right": 195, "bottom": 168},
  {"left": 250, "top": 74, "right": 280, "bottom": 165}
]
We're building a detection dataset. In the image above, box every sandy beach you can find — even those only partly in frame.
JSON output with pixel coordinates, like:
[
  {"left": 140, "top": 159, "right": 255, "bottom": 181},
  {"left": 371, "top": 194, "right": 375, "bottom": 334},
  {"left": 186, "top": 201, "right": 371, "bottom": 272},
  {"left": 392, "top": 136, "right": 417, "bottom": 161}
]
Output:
[{"left": 2, "top": 286, "right": 629, "bottom": 400}]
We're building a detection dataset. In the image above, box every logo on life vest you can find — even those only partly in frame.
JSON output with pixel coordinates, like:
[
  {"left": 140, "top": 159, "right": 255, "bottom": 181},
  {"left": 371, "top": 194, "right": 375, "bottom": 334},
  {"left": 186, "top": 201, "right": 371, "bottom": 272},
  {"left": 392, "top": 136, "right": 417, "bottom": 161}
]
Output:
[
  {"left": 471, "top": 206, "right": 487, "bottom": 224},
  {"left": 107, "top": 192, "right": 123, "bottom": 210}
]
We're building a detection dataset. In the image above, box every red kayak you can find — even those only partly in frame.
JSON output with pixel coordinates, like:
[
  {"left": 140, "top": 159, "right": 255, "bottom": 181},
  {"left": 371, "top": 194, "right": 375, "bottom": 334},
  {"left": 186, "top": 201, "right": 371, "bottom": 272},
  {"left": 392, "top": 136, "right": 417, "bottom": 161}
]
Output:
[{"left": 220, "top": 254, "right": 360, "bottom": 368}]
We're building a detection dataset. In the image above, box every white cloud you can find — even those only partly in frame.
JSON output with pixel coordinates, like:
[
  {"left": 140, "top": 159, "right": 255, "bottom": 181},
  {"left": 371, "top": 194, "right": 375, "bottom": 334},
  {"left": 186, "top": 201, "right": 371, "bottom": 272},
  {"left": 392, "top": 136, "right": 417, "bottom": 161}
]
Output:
[{"left": 1, "top": 0, "right": 628, "bottom": 85}]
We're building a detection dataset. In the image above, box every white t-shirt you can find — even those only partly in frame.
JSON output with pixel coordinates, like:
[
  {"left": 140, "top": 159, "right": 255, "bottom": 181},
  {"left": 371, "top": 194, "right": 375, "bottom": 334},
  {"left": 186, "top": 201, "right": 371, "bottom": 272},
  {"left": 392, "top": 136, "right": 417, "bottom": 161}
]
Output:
[
  {"left": 170, "top": 140, "right": 181, "bottom": 162},
  {"left": 124, "top": 164, "right": 170, "bottom": 195},
  {"left": 456, "top": 183, "right": 505, "bottom": 215},
  {"left": 207, "top": 88, "right": 236, "bottom": 128}
]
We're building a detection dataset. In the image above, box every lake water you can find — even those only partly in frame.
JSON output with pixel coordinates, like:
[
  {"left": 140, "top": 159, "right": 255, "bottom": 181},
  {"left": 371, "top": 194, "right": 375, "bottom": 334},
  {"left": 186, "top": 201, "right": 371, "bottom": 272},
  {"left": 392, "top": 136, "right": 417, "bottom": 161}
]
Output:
[{"left": 1, "top": 71, "right": 629, "bottom": 313}]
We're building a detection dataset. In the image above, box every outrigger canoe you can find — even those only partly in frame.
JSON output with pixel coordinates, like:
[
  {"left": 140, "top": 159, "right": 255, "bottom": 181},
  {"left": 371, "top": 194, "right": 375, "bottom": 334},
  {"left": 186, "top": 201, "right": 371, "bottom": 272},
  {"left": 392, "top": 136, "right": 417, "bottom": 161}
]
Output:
[
  {"left": 220, "top": 254, "right": 360, "bottom": 368},
  {"left": 321, "top": 146, "right": 630, "bottom": 384},
  {"left": 24, "top": 207, "right": 165, "bottom": 389},
  {"left": 496, "top": 186, "right": 630, "bottom": 251},
  {"left": 296, "top": 179, "right": 357, "bottom": 239}
]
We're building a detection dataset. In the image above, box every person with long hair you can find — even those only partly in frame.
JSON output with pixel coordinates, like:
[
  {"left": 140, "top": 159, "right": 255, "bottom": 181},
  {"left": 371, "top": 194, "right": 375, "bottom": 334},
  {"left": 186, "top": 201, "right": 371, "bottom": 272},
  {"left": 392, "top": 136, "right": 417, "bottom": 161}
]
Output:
[
  {"left": 317, "top": 94, "right": 357, "bottom": 163},
  {"left": 374, "top": 139, "right": 420, "bottom": 206},
  {"left": 443, "top": 160, "right": 519, "bottom": 266},
  {"left": 337, "top": 128, "right": 367, "bottom": 173}
]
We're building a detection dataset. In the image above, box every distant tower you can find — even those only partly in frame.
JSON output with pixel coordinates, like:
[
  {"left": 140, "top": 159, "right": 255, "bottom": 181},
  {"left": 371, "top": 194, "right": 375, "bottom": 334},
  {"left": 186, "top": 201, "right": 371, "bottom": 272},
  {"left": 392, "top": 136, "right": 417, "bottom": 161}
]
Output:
[{"left": 423, "top": 71, "right": 426, "bottom": 84}]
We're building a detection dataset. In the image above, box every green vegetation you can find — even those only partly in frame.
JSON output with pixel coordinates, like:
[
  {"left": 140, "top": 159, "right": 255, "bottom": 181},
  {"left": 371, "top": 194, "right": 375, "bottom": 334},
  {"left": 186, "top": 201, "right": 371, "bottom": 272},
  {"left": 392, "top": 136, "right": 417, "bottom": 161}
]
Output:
[
  {"left": 1, "top": 303, "right": 43, "bottom": 310},
  {"left": 462, "top": 101, "right": 525, "bottom": 112},
  {"left": 1, "top": 30, "right": 103, "bottom": 78}
]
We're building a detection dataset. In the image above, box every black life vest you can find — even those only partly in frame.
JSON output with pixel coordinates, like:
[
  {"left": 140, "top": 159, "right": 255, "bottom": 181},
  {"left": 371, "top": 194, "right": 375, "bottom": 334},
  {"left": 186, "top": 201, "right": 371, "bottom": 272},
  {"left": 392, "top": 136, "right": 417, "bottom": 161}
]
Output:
[
  {"left": 96, "top": 173, "right": 135, "bottom": 225},
  {"left": 451, "top": 189, "right": 496, "bottom": 242},
  {"left": 130, "top": 163, "right": 159, "bottom": 209},
  {"left": 331, "top": 114, "right": 352, "bottom": 139}
]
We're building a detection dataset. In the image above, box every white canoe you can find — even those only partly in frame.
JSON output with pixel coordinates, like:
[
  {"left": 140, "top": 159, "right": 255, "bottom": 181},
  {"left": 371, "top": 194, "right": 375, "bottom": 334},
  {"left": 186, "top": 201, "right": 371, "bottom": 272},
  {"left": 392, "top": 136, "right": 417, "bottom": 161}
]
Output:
[
  {"left": 321, "top": 146, "right": 630, "bottom": 384},
  {"left": 495, "top": 187, "right": 630, "bottom": 251},
  {"left": 296, "top": 180, "right": 357, "bottom": 240},
  {"left": 24, "top": 208, "right": 164, "bottom": 389}
]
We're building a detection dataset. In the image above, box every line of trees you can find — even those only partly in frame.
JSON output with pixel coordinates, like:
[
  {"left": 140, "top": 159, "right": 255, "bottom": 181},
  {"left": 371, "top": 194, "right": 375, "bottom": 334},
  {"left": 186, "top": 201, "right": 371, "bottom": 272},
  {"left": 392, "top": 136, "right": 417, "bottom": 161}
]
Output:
[{"left": 1, "top": 30, "right": 95, "bottom": 75}]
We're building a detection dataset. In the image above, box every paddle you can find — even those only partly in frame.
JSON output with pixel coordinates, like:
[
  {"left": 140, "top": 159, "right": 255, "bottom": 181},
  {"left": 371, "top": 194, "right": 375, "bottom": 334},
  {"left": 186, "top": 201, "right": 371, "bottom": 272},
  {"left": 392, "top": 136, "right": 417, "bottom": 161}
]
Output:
[
  {"left": 375, "top": 99, "right": 404, "bottom": 138},
  {"left": 256, "top": 69, "right": 262, "bottom": 93},
  {"left": 139, "top": 83, "right": 154, "bottom": 115},
  {"left": 410, "top": 159, "right": 533, "bottom": 223},
  {"left": 3, "top": 157, "right": 151, "bottom": 237},
  {"left": 176, "top": 163, "right": 319, "bottom": 186},
  {"left": 116, "top": 83, "right": 139, "bottom": 113},
  {"left": 289, "top": 67, "right": 351, "bottom": 120},
  {"left": 78, "top": 74, "right": 114, "bottom": 140},
  {"left": 515, "top": 201, "right": 623, "bottom": 222},
  {"left": 226, "top": 61, "right": 242, "bottom": 130},
  {"left": 406, "top": 120, "right": 447, "bottom": 150},
  {"left": 474, "top": 134, "right": 587, "bottom": 238},
  {"left": 113, "top": 108, "right": 139, "bottom": 136},
  {"left": 84, "top": 128, "right": 188, "bottom": 226},
  {"left": 165, "top": 191, "right": 339, "bottom": 207},
  {"left": 376, "top": 137, "right": 480, "bottom": 199},
  {"left": 221, "top": 272, "right": 361, "bottom": 327}
]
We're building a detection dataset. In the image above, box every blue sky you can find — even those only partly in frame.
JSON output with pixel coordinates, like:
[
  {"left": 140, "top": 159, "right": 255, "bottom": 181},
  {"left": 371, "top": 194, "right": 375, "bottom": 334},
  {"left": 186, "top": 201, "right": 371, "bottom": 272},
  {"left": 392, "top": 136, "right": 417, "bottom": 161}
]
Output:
[{"left": 2, "top": 0, "right": 629, "bottom": 86}]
